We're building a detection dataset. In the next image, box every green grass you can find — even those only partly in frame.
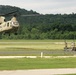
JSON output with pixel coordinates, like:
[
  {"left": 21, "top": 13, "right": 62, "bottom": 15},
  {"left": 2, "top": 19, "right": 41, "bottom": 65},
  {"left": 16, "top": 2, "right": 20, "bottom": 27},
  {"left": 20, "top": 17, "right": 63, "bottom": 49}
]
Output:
[
  {"left": 0, "top": 39, "right": 65, "bottom": 42},
  {"left": 0, "top": 58, "right": 76, "bottom": 70},
  {"left": 0, "top": 40, "right": 76, "bottom": 70},
  {"left": 0, "top": 40, "right": 64, "bottom": 50},
  {"left": 0, "top": 39, "right": 72, "bottom": 50},
  {"left": 0, "top": 39, "right": 76, "bottom": 56}
]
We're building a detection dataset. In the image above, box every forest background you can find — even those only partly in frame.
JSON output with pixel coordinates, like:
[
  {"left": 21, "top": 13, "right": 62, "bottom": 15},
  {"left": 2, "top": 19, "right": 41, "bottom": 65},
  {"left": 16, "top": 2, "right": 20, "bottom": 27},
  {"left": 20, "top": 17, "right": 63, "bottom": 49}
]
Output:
[{"left": 0, "top": 5, "right": 76, "bottom": 40}]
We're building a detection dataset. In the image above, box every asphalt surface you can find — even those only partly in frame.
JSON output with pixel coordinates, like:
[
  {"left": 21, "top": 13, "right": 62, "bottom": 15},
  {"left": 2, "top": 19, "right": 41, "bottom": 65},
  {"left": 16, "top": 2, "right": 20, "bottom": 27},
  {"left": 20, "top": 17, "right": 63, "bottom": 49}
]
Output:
[
  {"left": 0, "top": 68, "right": 76, "bottom": 75},
  {"left": 0, "top": 50, "right": 76, "bottom": 56}
]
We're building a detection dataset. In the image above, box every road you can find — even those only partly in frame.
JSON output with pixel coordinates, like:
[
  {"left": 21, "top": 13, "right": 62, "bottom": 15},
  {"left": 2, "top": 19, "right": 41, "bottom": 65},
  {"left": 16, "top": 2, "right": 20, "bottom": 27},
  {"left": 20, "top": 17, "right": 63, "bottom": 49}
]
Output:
[
  {"left": 0, "top": 68, "right": 76, "bottom": 75},
  {"left": 0, "top": 49, "right": 76, "bottom": 56}
]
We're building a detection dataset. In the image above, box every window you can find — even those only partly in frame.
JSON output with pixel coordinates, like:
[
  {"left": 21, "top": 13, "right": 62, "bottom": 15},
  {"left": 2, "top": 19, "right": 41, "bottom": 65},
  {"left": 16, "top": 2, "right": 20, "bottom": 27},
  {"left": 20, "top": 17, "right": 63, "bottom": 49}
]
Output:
[
  {"left": 7, "top": 23, "right": 9, "bottom": 27},
  {"left": 0, "top": 26, "right": 2, "bottom": 28}
]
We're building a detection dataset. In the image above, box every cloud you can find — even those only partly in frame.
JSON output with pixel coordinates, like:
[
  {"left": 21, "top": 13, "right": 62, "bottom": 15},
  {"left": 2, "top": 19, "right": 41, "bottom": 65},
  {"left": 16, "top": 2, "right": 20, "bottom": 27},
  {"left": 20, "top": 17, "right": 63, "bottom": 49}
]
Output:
[{"left": 0, "top": 0, "right": 76, "bottom": 14}]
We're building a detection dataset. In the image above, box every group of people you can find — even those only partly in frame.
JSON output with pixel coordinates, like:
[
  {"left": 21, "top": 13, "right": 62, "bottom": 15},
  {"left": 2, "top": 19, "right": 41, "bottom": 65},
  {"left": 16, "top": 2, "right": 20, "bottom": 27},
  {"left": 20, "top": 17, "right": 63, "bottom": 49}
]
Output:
[{"left": 64, "top": 40, "right": 76, "bottom": 51}]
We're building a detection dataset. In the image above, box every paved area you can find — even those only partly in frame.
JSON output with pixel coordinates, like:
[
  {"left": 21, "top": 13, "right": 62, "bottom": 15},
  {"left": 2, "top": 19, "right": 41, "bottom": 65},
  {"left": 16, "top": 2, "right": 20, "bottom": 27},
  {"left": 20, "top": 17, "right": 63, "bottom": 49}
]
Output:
[
  {"left": 0, "top": 68, "right": 76, "bottom": 75},
  {"left": 0, "top": 56, "right": 76, "bottom": 58}
]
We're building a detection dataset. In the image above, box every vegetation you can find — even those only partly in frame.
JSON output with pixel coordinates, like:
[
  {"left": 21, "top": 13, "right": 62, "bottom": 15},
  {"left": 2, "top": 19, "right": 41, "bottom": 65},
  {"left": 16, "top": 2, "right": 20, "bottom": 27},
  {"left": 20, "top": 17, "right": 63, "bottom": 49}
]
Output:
[
  {"left": 0, "top": 40, "right": 64, "bottom": 50},
  {"left": 0, "top": 58, "right": 76, "bottom": 70},
  {"left": 0, "top": 40, "right": 76, "bottom": 56},
  {"left": 0, "top": 5, "right": 76, "bottom": 39},
  {"left": 0, "top": 40, "right": 63, "bottom": 56}
]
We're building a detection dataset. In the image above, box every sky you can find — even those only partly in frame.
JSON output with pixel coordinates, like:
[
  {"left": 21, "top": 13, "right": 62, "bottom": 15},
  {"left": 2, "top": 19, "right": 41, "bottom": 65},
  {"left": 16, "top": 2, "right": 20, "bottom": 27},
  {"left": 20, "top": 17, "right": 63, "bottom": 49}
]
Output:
[{"left": 0, "top": 0, "right": 76, "bottom": 14}]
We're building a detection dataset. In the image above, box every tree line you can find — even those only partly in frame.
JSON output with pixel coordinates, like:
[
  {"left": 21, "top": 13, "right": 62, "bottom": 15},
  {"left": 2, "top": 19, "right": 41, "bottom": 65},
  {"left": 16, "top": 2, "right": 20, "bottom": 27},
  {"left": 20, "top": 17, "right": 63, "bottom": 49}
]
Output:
[{"left": 0, "top": 5, "right": 76, "bottom": 39}]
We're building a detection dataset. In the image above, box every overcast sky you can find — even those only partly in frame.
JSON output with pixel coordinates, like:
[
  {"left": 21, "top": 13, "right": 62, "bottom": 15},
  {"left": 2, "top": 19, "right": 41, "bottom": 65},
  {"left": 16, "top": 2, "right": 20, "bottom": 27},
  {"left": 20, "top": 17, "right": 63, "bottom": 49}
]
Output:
[{"left": 0, "top": 0, "right": 76, "bottom": 14}]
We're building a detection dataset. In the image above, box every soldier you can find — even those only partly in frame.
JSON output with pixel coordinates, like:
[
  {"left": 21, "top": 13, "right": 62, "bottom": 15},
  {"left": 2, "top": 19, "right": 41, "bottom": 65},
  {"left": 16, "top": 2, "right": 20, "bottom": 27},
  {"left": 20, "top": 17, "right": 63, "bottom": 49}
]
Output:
[
  {"left": 65, "top": 40, "right": 67, "bottom": 48},
  {"left": 64, "top": 40, "right": 68, "bottom": 51},
  {"left": 71, "top": 41, "right": 76, "bottom": 51}
]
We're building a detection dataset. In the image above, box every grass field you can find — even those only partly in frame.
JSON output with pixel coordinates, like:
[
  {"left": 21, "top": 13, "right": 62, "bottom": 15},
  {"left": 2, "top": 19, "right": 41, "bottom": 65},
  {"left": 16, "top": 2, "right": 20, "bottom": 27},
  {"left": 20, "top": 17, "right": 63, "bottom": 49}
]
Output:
[
  {"left": 0, "top": 40, "right": 76, "bottom": 70},
  {"left": 0, "top": 39, "right": 74, "bottom": 50},
  {"left": 0, "top": 57, "right": 76, "bottom": 70},
  {"left": 0, "top": 39, "right": 65, "bottom": 50},
  {"left": 0, "top": 40, "right": 76, "bottom": 56}
]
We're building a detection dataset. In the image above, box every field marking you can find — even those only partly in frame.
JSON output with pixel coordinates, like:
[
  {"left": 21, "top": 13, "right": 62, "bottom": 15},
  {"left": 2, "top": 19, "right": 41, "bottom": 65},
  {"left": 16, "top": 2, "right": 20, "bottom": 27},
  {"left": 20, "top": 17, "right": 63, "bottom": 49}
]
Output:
[{"left": 0, "top": 56, "right": 76, "bottom": 58}]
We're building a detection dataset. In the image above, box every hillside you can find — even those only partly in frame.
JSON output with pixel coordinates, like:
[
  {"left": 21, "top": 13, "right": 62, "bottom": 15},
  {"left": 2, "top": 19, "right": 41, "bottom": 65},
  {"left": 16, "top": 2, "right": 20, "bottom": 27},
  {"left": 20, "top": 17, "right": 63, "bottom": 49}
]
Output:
[
  {"left": 0, "top": 5, "right": 38, "bottom": 15},
  {"left": 0, "top": 5, "right": 76, "bottom": 39}
]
